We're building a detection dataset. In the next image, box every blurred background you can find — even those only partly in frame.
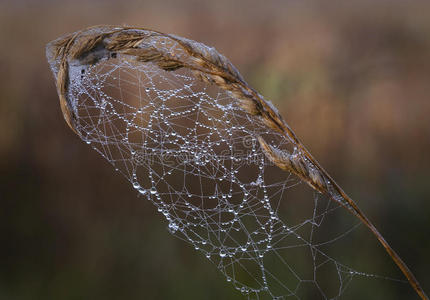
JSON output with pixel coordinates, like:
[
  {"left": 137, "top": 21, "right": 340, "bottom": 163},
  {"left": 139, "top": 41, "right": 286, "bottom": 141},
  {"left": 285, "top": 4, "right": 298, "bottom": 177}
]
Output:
[{"left": 1, "top": 0, "right": 429, "bottom": 299}]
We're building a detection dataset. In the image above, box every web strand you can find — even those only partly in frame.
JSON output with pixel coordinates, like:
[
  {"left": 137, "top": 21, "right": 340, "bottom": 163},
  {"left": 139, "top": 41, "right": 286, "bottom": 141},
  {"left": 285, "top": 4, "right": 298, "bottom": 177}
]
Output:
[{"left": 69, "top": 55, "right": 365, "bottom": 299}]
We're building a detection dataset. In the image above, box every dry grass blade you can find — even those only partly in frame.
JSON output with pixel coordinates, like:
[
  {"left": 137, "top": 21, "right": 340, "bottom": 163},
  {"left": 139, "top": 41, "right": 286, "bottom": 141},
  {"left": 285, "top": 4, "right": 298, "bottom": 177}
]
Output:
[{"left": 47, "top": 25, "right": 428, "bottom": 300}]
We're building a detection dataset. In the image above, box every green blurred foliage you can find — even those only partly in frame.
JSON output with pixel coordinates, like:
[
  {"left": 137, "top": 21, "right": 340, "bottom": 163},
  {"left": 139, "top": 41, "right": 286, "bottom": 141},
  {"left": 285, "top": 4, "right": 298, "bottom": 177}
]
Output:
[{"left": 0, "top": 0, "right": 429, "bottom": 299}]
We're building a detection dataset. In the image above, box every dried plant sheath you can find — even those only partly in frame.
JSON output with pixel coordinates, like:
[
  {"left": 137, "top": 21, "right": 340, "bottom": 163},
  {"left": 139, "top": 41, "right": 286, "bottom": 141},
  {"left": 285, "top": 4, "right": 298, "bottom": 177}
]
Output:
[{"left": 46, "top": 25, "right": 428, "bottom": 299}]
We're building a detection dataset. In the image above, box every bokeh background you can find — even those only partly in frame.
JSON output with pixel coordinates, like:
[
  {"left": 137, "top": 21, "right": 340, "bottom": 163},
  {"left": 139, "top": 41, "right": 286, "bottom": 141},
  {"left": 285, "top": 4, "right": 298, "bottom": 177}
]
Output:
[{"left": 1, "top": 0, "right": 429, "bottom": 299}]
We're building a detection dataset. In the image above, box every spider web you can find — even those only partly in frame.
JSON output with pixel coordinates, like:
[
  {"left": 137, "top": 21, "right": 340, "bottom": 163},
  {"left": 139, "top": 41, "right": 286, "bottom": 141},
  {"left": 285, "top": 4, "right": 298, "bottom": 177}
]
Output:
[{"left": 48, "top": 32, "right": 397, "bottom": 299}]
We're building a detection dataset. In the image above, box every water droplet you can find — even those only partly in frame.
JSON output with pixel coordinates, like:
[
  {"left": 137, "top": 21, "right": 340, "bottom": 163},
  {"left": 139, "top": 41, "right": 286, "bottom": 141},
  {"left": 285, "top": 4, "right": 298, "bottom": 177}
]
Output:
[
  {"left": 168, "top": 222, "right": 179, "bottom": 234},
  {"left": 219, "top": 250, "right": 227, "bottom": 258}
]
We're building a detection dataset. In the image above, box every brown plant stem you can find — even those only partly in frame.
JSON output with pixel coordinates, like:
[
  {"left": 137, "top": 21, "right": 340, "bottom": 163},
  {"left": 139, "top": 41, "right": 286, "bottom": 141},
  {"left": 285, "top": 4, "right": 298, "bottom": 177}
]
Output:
[
  {"left": 299, "top": 144, "right": 428, "bottom": 300},
  {"left": 47, "top": 25, "right": 428, "bottom": 300}
]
